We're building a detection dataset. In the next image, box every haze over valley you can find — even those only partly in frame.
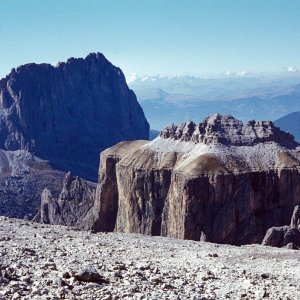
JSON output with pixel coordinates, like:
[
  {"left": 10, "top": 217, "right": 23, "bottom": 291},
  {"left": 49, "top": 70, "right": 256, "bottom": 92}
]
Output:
[{"left": 128, "top": 72, "right": 300, "bottom": 134}]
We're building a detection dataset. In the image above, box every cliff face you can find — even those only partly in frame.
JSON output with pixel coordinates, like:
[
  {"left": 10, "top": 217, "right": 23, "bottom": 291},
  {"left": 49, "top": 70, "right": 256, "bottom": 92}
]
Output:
[
  {"left": 90, "top": 114, "right": 300, "bottom": 245},
  {"left": 0, "top": 53, "right": 149, "bottom": 181}
]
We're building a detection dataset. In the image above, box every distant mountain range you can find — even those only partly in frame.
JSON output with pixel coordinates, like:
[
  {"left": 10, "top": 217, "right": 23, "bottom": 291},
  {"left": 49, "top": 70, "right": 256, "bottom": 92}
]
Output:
[
  {"left": 149, "top": 129, "right": 159, "bottom": 140},
  {"left": 275, "top": 111, "right": 300, "bottom": 142},
  {"left": 128, "top": 73, "right": 300, "bottom": 130}
]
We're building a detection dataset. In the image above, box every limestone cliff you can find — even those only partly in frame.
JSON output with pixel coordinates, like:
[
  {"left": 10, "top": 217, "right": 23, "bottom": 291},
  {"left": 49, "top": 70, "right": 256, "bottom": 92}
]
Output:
[
  {"left": 0, "top": 52, "right": 149, "bottom": 181},
  {"left": 90, "top": 114, "right": 300, "bottom": 245}
]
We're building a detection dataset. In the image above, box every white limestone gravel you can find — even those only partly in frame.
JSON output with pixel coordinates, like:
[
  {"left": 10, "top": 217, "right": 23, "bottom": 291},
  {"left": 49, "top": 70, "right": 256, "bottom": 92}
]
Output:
[
  {"left": 0, "top": 216, "right": 299, "bottom": 300},
  {"left": 147, "top": 137, "right": 300, "bottom": 172}
]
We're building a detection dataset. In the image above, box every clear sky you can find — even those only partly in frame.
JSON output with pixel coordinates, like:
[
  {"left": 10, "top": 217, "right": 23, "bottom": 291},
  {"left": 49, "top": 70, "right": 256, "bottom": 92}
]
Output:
[{"left": 1, "top": 0, "right": 300, "bottom": 78}]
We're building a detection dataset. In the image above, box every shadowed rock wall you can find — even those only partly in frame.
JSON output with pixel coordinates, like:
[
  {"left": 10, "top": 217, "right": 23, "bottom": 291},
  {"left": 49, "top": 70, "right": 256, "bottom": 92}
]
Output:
[{"left": 0, "top": 53, "right": 149, "bottom": 181}]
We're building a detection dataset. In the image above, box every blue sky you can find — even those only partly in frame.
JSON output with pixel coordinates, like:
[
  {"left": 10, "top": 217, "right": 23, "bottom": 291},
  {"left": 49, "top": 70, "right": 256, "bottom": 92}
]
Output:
[{"left": 1, "top": 0, "right": 300, "bottom": 78}]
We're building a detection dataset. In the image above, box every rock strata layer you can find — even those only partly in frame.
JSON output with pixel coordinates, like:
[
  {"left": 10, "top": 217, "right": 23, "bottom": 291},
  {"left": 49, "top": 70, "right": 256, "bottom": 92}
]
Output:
[
  {"left": 0, "top": 52, "right": 149, "bottom": 181},
  {"left": 89, "top": 114, "right": 300, "bottom": 245}
]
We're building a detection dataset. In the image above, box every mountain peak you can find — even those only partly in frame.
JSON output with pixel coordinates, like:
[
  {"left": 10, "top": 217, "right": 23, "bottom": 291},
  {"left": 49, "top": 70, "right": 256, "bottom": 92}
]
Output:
[{"left": 0, "top": 52, "right": 149, "bottom": 180}]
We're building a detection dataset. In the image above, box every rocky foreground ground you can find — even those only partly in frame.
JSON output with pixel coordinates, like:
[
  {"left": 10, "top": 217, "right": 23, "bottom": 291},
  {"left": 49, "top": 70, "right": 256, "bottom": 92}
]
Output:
[{"left": 0, "top": 217, "right": 299, "bottom": 300}]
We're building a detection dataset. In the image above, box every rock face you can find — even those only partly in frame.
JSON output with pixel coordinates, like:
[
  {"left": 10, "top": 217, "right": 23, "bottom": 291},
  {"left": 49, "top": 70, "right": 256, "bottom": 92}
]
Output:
[
  {"left": 34, "top": 172, "right": 96, "bottom": 227},
  {"left": 0, "top": 52, "right": 149, "bottom": 181},
  {"left": 89, "top": 114, "right": 300, "bottom": 245},
  {"left": 262, "top": 205, "right": 300, "bottom": 249}
]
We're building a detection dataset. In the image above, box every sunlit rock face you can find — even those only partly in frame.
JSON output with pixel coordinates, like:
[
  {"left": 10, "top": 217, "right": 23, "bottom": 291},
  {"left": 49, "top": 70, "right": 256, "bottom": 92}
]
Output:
[
  {"left": 90, "top": 114, "right": 300, "bottom": 245},
  {"left": 0, "top": 52, "right": 149, "bottom": 181}
]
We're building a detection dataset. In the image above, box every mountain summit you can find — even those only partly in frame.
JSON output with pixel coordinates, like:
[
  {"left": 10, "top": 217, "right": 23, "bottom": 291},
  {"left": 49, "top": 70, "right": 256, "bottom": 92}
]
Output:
[{"left": 0, "top": 52, "right": 149, "bottom": 181}]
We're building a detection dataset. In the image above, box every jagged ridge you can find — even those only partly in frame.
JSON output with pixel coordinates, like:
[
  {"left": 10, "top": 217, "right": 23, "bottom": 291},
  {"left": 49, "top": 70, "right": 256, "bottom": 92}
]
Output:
[{"left": 160, "top": 113, "right": 297, "bottom": 148}]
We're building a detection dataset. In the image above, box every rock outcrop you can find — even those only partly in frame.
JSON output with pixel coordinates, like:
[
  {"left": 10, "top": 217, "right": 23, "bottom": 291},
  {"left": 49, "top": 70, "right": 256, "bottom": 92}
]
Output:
[
  {"left": 0, "top": 52, "right": 149, "bottom": 181},
  {"left": 88, "top": 114, "right": 300, "bottom": 245},
  {"left": 160, "top": 114, "right": 296, "bottom": 147},
  {"left": 262, "top": 205, "right": 300, "bottom": 249},
  {"left": 34, "top": 172, "right": 96, "bottom": 227}
]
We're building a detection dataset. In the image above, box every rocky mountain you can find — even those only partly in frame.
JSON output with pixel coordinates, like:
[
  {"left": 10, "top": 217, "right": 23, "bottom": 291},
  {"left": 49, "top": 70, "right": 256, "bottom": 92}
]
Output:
[
  {"left": 275, "top": 111, "right": 300, "bottom": 142},
  {"left": 0, "top": 53, "right": 149, "bottom": 218},
  {"left": 0, "top": 52, "right": 149, "bottom": 181},
  {"left": 86, "top": 114, "right": 300, "bottom": 245}
]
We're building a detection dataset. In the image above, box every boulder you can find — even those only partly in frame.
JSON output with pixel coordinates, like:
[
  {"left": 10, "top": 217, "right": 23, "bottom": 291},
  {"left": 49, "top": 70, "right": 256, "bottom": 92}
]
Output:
[
  {"left": 262, "top": 226, "right": 289, "bottom": 247},
  {"left": 73, "top": 266, "right": 109, "bottom": 284},
  {"left": 262, "top": 205, "right": 300, "bottom": 249}
]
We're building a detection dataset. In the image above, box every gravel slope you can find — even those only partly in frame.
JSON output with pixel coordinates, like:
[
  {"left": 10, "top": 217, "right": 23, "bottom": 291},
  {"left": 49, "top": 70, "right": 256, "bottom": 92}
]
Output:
[
  {"left": 0, "top": 150, "right": 65, "bottom": 219},
  {"left": 0, "top": 217, "right": 299, "bottom": 300}
]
